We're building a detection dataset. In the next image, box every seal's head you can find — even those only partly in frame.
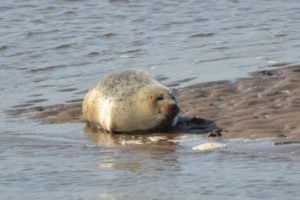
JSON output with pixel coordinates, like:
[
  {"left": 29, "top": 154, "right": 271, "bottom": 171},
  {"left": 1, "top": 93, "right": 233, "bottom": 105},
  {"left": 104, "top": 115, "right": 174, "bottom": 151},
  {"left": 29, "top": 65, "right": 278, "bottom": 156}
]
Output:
[{"left": 133, "top": 84, "right": 180, "bottom": 132}]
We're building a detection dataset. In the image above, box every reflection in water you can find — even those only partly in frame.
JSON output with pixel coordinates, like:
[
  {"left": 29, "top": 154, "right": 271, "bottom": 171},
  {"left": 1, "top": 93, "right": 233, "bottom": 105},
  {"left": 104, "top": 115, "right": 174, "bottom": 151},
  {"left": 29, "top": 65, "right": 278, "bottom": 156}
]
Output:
[
  {"left": 84, "top": 124, "right": 183, "bottom": 180},
  {"left": 84, "top": 124, "right": 180, "bottom": 148},
  {"left": 83, "top": 115, "right": 220, "bottom": 148}
]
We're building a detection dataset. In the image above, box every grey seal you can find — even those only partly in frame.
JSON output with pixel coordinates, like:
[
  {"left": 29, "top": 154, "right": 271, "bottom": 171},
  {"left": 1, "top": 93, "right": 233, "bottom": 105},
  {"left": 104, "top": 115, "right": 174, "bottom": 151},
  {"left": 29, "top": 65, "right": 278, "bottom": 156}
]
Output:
[{"left": 82, "top": 70, "right": 179, "bottom": 133}]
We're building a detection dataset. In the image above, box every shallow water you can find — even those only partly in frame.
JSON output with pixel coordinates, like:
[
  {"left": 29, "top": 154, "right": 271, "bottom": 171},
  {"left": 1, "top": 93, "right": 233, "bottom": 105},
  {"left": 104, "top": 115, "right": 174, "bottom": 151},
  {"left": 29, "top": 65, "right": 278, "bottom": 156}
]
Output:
[{"left": 1, "top": 0, "right": 300, "bottom": 199}]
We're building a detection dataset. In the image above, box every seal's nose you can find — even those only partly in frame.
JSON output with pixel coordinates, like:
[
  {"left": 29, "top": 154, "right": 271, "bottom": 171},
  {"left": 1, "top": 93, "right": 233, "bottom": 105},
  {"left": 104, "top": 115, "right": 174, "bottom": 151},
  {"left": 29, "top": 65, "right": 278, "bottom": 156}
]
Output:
[
  {"left": 160, "top": 103, "right": 180, "bottom": 118},
  {"left": 170, "top": 104, "right": 180, "bottom": 115}
]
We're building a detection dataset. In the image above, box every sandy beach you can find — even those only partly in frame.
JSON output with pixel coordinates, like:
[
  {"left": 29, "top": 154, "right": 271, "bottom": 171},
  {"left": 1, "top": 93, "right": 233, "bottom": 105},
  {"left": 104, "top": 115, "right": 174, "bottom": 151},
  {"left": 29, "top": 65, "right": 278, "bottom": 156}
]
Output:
[{"left": 7, "top": 65, "right": 300, "bottom": 144}]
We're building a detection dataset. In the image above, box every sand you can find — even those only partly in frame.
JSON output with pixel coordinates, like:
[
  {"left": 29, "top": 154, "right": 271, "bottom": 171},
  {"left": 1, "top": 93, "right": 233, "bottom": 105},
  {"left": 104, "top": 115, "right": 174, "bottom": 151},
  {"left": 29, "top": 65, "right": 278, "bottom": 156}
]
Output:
[
  {"left": 7, "top": 65, "right": 300, "bottom": 143},
  {"left": 177, "top": 65, "right": 300, "bottom": 143}
]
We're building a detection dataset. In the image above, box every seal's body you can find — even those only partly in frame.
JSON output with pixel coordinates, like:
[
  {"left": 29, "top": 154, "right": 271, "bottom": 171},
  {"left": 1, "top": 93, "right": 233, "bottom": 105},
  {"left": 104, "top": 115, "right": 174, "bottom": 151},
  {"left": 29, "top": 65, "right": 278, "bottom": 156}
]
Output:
[{"left": 82, "top": 70, "right": 179, "bottom": 133}]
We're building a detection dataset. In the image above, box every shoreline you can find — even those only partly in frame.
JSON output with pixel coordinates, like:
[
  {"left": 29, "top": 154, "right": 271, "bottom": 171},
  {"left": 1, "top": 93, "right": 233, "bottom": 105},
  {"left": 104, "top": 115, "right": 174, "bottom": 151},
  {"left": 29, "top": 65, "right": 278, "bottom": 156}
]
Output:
[{"left": 7, "top": 65, "right": 300, "bottom": 144}]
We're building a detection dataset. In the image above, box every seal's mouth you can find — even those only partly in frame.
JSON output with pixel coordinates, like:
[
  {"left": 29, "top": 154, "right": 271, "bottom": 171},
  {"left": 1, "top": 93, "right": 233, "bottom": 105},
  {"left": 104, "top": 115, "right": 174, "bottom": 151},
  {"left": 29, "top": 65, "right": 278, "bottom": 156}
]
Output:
[{"left": 159, "top": 103, "right": 180, "bottom": 119}]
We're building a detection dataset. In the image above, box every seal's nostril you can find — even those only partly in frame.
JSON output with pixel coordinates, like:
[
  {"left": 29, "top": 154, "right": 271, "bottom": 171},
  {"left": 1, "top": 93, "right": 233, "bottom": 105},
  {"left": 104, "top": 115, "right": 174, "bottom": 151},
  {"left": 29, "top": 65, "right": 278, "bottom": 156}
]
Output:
[{"left": 169, "top": 104, "right": 179, "bottom": 115}]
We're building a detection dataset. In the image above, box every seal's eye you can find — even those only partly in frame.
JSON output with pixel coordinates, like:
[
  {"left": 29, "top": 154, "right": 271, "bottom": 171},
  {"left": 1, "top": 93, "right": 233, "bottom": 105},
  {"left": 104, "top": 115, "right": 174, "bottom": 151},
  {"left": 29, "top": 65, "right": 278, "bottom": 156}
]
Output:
[{"left": 155, "top": 95, "right": 164, "bottom": 101}]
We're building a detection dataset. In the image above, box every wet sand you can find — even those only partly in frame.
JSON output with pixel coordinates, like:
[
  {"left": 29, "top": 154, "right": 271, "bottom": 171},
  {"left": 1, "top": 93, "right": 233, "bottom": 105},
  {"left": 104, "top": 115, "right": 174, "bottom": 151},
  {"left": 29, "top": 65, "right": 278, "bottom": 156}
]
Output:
[
  {"left": 178, "top": 65, "right": 300, "bottom": 144},
  {"left": 7, "top": 65, "right": 300, "bottom": 143}
]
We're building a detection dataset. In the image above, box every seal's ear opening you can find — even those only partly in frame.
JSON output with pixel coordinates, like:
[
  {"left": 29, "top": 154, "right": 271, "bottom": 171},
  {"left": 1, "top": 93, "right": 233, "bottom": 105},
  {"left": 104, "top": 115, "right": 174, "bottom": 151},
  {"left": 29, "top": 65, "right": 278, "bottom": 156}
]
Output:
[{"left": 169, "top": 92, "right": 176, "bottom": 100}]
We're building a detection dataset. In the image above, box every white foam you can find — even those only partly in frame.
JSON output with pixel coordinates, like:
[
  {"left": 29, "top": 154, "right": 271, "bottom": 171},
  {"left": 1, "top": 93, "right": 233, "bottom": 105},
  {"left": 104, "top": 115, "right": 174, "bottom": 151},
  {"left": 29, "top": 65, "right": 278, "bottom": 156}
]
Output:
[
  {"left": 192, "top": 142, "right": 227, "bottom": 151},
  {"left": 148, "top": 136, "right": 168, "bottom": 142}
]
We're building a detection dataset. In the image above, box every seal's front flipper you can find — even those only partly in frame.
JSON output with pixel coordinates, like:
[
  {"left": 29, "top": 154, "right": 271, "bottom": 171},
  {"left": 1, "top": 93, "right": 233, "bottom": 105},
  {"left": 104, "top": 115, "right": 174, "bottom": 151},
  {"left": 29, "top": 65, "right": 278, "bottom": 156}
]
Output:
[{"left": 173, "top": 115, "right": 222, "bottom": 136}]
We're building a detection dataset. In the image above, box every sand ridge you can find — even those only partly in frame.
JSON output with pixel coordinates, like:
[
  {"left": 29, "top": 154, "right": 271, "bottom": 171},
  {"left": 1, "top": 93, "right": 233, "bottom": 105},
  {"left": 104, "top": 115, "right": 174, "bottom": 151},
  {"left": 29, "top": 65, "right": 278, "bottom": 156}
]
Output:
[
  {"left": 178, "top": 65, "right": 300, "bottom": 142},
  {"left": 6, "top": 65, "right": 300, "bottom": 143}
]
